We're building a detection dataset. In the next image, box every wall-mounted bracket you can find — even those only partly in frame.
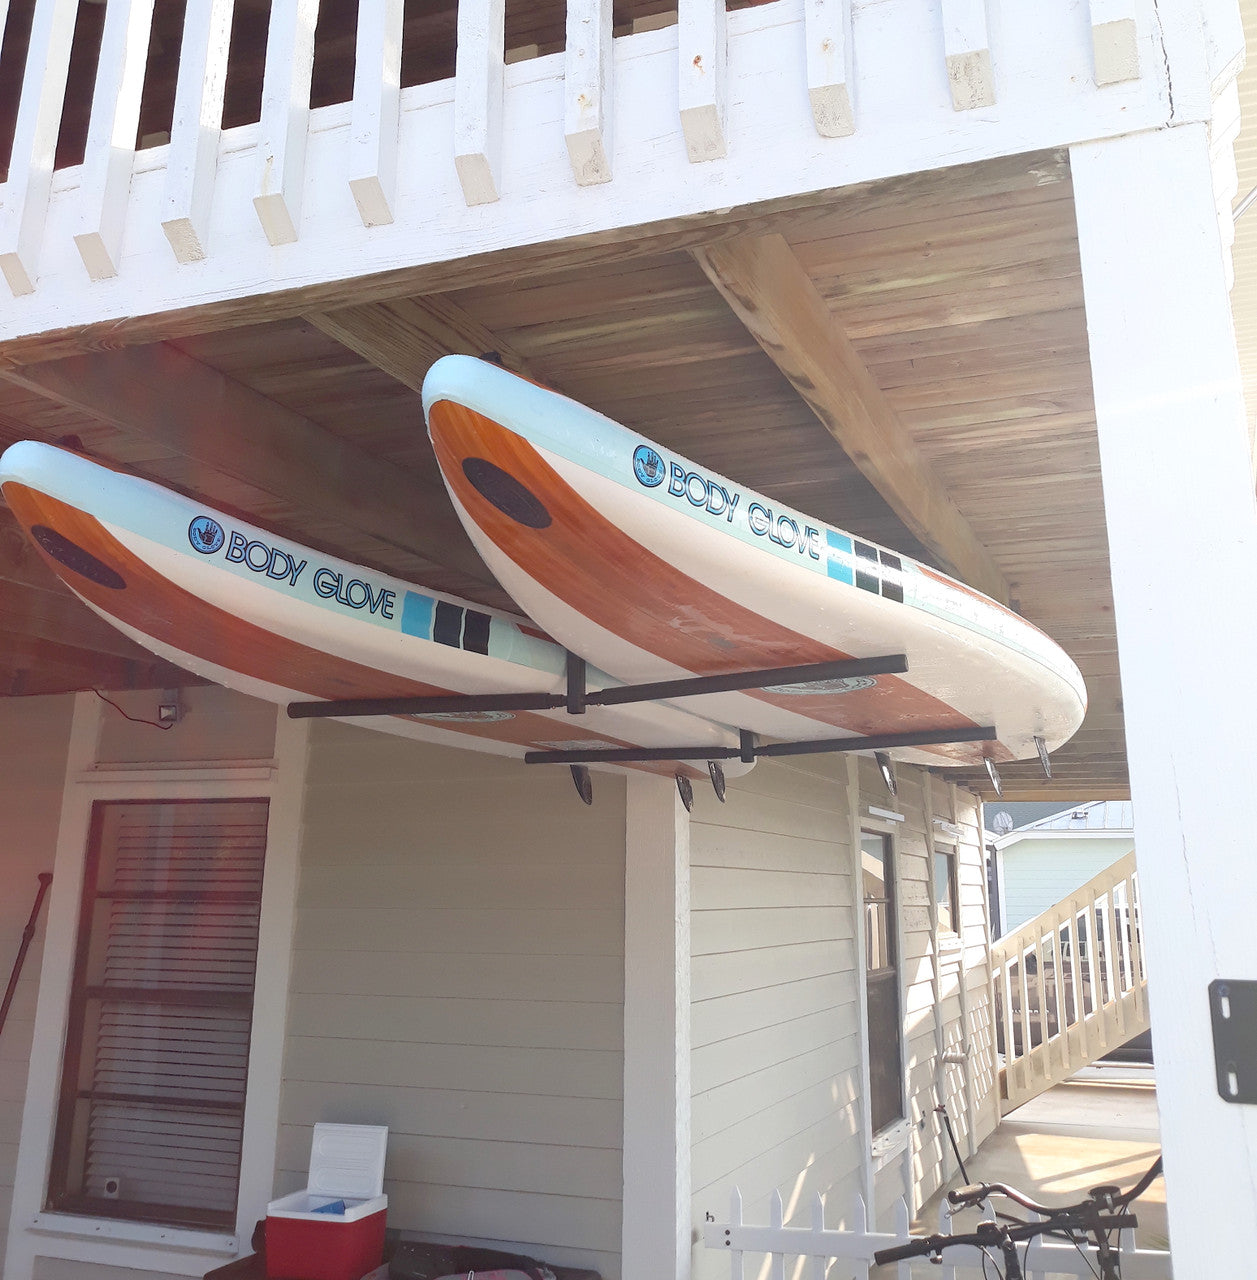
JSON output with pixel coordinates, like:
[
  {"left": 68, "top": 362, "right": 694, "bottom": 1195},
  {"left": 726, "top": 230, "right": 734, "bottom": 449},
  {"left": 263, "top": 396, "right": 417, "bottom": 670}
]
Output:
[
  {"left": 1210, "top": 980, "right": 1257, "bottom": 1103},
  {"left": 285, "top": 653, "right": 910, "bottom": 720}
]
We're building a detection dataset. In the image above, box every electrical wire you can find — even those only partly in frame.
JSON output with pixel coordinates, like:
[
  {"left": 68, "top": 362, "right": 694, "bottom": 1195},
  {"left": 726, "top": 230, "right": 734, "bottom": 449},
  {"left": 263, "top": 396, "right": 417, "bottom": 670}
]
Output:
[{"left": 91, "top": 688, "right": 174, "bottom": 729}]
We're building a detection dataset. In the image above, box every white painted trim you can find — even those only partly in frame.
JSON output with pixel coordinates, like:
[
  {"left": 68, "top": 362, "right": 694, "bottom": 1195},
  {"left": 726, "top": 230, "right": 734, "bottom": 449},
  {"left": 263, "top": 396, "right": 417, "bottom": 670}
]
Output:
[
  {"left": 253, "top": 0, "right": 319, "bottom": 244},
  {"left": 0, "top": 0, "right": 78, "bottom": 295},
  {"left": 845, "top": 757, "right": 876, "bottom": 1220},
  {"left": 994, "top": 844, "right": 1008, "bottom": 941},
  {"left": 940, "top": 0, "right": 995, "bottom": 110},
  {"left": 993, "top": 827, "right": 1135, "bottom": 848},
  {"left": 677, "top": 0, "right": 727, "bottom": 161},
  {"left": 564, "top": 0, "right": 614, "bottom": 184},
  {"left": 347, "top": 0, "right": 404, "bottom": 225},
  {"left": 3, "top": 0, "right": 1194, "bottom": 340},
  {"left": 870, "top": 1118, "right": 911, "bottom": 1165},
  {"left": 804, "top": 0, "right": 854, "bottom": 137},
  {"left": 2, "top": 697, "right": 309, "bottom": 1280},
  {"left": 160, "top": 0, "right": 235, "bottom": 261},
  {"left": 1073, "top": 122, "right": 1257, "bottom": 1276},
  {"left": 453, "top": 0, "right": 506, "bottom": 204},
  {"left": 74, "top": 0, "right": 155, "bottom": 280},
  {"left": 622, "top": 774, "right": 690, "bottom": 1280},
  {"left": 865, "top": 806, "right": 904, "bottom": 824}
]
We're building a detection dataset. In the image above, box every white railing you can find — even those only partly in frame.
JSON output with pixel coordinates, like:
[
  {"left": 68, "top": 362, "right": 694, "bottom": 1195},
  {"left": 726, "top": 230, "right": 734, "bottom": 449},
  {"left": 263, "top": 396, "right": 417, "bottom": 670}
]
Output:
[
  {"left": 992, "top": 850, "right": 1148, "bottom": 1114},
  {"left": 703, "top": 1186, "right": 1171, "bottom": 1279},
  {"left": 0, "top": 0, "right": 1152, "bottom": 302}
]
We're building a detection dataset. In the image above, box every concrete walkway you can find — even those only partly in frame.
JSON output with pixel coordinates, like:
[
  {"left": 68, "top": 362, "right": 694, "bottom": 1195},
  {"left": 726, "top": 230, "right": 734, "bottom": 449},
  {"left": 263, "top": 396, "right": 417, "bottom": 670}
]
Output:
[{"left": 918, "top": 1064, "right": 1167, "bottom": 1252}]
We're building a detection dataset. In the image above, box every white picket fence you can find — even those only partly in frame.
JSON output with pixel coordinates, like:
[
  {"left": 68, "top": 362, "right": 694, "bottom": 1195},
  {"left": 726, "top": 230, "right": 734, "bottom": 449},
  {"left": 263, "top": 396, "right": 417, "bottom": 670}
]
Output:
[
  {"left": 991, "top": 850, "right": 1148, "bottom": 1114},
  {"left": 703, "top": 1186, "right": 1172, "bottom": 1279}
]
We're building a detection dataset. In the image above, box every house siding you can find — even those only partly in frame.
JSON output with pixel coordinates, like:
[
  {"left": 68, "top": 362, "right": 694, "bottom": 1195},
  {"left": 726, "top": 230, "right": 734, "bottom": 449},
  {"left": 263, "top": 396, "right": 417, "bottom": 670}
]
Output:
[
  {"left": 277, "top": 722, "right": 626, "bottom": 1280},
  {"left": 1000, "top": 837, "right": 1134, "bottom": 933},
  {"left": 0, "top": 695, "right": 74, "bottom": 1271}
]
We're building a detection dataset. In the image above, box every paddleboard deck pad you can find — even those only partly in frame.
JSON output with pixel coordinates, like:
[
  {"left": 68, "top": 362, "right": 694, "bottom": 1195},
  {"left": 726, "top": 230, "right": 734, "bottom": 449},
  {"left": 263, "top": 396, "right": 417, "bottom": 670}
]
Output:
[
  {"left": 423, "top": 356, "right": 1087, "bottom": 769},
  {"left": 0, "top": 441, "right": 751, "bottom": 780}
]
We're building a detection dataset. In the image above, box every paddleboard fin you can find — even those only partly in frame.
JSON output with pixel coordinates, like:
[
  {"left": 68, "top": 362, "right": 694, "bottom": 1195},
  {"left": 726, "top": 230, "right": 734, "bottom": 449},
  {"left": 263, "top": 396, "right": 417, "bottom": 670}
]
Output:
[
  {"left": 875, "top": 751, "right": 897, "bottom": 798},
  {"left": 570, "top": 765, "right": 594, "bottom": 805},
  {"left": 676, "top": 774, "right": 694, "bottom": 812},
  {"left": 708, "top": 761, "right": 727, "bottom": 802},
  {"left": 1034, "top": 735, "right": 1051, "bottom": 778},
  {"left": 984, "top": 756, "right": 1004, "bottom": 797}
]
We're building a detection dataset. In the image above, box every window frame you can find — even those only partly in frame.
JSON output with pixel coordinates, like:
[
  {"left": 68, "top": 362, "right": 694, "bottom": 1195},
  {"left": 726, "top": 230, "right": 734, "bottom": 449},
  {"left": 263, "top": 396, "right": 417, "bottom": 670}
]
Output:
[
  {"left": 46, "top": 795, "right": 270, "bottom": 1230},
  {"left": 933, "top": 844, "right": 962, "bottom": 940},
  {"left": 859, "top": 827, "right": 906, "bottom": 1138},
  {"left": 5, "top": 693, "right": 307, "bottom": 1277}
]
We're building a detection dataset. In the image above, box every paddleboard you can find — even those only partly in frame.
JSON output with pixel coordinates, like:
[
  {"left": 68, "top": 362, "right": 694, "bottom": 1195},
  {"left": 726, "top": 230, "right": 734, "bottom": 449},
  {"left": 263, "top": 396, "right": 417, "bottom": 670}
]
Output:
[
  {"left": 423, "top": 356, "right": 1087, "bottom": 768},
  {"left": 0, "top": 441, "right": 751, "bottom": 779}
]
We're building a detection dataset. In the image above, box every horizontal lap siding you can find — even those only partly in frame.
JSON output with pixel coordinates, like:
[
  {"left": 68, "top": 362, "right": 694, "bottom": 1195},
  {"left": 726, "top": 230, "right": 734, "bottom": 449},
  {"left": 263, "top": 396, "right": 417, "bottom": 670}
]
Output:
[
  {"left": 0, "top": 695, "right": 74, "bottom": 1270},
  {"left": 689, "top": 757, "right": 865, "bottom": 1280},
  {"left": 1001, "top": 837, "right": 1132, "bottom": 932},
  {"left": 280, "top": 723, "right": 625, "bottom": 1280}
]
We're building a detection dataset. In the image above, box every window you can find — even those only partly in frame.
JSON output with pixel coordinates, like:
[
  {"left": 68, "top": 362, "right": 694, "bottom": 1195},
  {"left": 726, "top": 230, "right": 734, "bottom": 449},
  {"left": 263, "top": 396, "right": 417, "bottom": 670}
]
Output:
[
  {"left": 48, "top": 798, "right": 268, "bottom": 1229},
  {"left": 861, "top": 831, "right": 903, "bottom": 1134},
  {"left": 935, "top": 846, "right": 960, "bottom": 936}
]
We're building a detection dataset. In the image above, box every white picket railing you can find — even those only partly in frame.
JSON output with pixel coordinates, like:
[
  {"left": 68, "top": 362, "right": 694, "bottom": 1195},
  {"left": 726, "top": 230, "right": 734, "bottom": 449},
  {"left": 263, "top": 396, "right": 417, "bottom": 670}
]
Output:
[
  {"left": 0, "top": 0, "right": 1147, "bottom": 299},
  {"left": 991, "top": 849, "right": 1148, "bottom": 1114},
  {"left": 703, "top": 1186, "right": 1171, "bottom": 1279}
]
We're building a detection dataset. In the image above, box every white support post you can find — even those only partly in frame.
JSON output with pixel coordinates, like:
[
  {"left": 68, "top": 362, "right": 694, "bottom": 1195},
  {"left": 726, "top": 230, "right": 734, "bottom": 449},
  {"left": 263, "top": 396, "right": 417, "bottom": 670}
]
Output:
[
  {"left": 161, "top": 0, "right": 235, "bottom": 262},
  {"left": 454, "top": 0, "right": 506, "bottom": 205},
  {"left": 677, "top": 0, "right": 727, "bottom": 163},
  {"left": 564, "top": 0, "right": 614, "bottom": 185},
  {"left": 253, "top": 0, "right": 319, "bottom": 245},
  {"left": 803, "top": 0, "right": 853, "bottom": 138},
  {"left": 940, "top": 0, "right": 994, "bottom": 110},
  {"left": 1072, "top": 123, "right": 1257, "bottom": 1277},
  {"left": 1087, "top": 0, "right": 1139, "bottom": 86},
  {"left": 0, "top": 0, "right": 78, "bottom": 296},
  {"left": 622, "top": 774, "right": 691, "bottom": 1280},
  {"left": 73, "top": 0, "right": 156, "bottom": 281},
  {"left": 348, "top": 0, "right": 404, "bottom": 226},
  {"left": 845, "top": 756, "right": 876, "bottom": 1218}
]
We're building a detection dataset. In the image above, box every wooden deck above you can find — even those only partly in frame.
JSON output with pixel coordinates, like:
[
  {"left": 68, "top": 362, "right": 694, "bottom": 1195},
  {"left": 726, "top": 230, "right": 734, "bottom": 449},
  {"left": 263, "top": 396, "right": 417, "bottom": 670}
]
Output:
[{"left": 0, "top": 151, "right": 1127, "bottom": 799}]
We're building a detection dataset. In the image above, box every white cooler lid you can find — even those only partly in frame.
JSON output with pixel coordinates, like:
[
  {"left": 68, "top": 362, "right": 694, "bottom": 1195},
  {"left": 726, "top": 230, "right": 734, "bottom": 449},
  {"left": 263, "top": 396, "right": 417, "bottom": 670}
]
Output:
[{"left": 307, "top": 1123, "right": 388, "bottom": 1200}]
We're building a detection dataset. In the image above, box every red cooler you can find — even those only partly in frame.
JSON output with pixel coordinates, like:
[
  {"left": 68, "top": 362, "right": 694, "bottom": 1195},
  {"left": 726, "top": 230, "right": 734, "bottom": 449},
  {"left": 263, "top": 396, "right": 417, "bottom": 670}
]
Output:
[{"left": 266, "top": 1123, "right": 389, "bottom": 1280}]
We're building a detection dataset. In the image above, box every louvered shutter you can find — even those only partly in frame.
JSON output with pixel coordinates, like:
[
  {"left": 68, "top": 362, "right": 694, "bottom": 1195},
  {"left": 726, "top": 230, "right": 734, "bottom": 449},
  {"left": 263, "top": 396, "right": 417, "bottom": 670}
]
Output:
[{"left": 49, "top": 799, "right": 268, "bottom": 1229}]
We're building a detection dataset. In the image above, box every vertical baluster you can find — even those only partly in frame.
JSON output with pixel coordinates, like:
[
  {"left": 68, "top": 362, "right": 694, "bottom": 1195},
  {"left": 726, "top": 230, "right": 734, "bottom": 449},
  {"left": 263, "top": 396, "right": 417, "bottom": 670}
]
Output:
[
  {"left": 677, "top": 0, "right": 726, "bottom": 161},
  {"left": 939, "top": 0, "right": 993, "bottom": 110},
  {"left": 254, "top": 0, "right": 319, "bottom": 244},
  {"left": 1101, "top": 889, "right": 1125, "bottom": 1042},
  {"left": 0, "top": 0, "right": 78, "bottom": 295},
  {"left": 804, "top": 0, "right": 853, "bottom": 137},
  {"left": 1086, "top": 902, "right": 1102, "bottom": 1033},
  {"left": 349, "top": 0, "right": 404, "bottom": 223},
  {"left": 809, "top": 1192, "right": 826, "bottom": 1280},
  {"left": 893, "top": 1197, "right": 911, "bottom": 1280},
  {"left": 74, "top": 0, "right": 156, "bottom": 280},
  {"left": 1128, "top": 873, "right": 1146, "bottom": 1023},
  {"left": 454, "top": 0, "right": 506, "bottom": 203},
  {"left": 1070, "top": 908, "right": 1088, "bottom": 1064},
  {"left": 1086, "top": 0, "right": 1139, "bottom": 85},
  {"left": 848, "top": 1191, "right": 870, "bottom": 1280},
  {"left": 564, "top": 0, "right": 613, "bottom": 183},
  {"left": 729, "top": 1186, "right": 744, "bottom": 1280},
  {"left": 161, "top": 0, "right": 235, "bottom": 262},
  {"left": 1033, "top": 936, "right": 1049, "bottom": 1085},
  {"left": 768, "top": 1188, "right": 786, "bottom": 1280},
  {"left": 1016, "top": 953, "right": 1032, "bottom": 1097},
  {"left": 1052, "top": 924, "right": 1067, "bottom": 1067}
]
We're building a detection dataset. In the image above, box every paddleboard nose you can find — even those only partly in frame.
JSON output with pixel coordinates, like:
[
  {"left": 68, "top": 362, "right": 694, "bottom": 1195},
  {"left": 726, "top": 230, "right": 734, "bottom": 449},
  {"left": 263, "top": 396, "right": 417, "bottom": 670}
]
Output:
[{"left": 1, "top": 442, "right": 130, "bottom": 593}]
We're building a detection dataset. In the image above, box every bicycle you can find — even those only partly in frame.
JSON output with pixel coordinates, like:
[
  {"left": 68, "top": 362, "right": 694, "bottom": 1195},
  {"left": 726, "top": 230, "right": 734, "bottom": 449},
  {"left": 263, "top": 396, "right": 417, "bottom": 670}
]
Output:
[{"left": 872, "top": 1155, "right": 1164, "bottom": 1279}]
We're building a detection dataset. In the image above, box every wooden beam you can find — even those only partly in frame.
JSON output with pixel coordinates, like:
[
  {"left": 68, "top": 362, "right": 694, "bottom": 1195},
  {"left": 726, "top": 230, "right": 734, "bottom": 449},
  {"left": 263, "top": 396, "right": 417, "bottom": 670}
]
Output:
[
  {"left": 691, "top": 234, "right": 1010, "bottom": 602},
  {"left": 306, "top": 294, "right": 535, "bottom": 391},
  {"left": 0, "top": 343, "right": 496, "bottom": 586},
  {"left": 0, "top": 627, "right": 197, "bottom": 694}
]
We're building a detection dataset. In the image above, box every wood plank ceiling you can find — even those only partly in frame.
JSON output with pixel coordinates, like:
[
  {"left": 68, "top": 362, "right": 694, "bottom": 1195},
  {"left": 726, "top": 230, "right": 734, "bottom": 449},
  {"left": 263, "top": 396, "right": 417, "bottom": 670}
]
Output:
[{"left": 0, "top": 149, "right": 1123, "bottom": 800}]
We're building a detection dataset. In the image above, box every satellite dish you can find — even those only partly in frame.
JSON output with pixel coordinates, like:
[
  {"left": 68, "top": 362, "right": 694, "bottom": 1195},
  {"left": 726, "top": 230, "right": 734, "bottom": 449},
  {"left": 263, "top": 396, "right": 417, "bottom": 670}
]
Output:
[{"left": 990, "top": 810, "right": 1015, "bottom": 835}]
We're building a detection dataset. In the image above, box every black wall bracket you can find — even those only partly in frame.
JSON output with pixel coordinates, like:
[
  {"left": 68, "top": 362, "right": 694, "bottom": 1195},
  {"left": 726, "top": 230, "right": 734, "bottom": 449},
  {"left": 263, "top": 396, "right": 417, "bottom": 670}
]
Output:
[{"left": 1209, "top": 980, "right": 1257, "bottom": 1103}]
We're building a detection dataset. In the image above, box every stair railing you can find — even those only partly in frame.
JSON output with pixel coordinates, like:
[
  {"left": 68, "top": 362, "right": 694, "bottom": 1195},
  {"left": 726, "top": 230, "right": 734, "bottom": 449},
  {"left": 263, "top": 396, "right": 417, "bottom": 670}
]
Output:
[{"left": 991, "top": 850, "right": 1147, "bottom": 1113}]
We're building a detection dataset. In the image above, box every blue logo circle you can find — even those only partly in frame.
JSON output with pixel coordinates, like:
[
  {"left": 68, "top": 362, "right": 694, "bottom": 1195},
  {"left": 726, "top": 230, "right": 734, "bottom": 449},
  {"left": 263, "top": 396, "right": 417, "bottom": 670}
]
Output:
[
  {"left": 188, "top": 516, "right": 225, "bottom": 555},
  {"left": 633, "top": 445, "right": 666, "bottom": 488}
]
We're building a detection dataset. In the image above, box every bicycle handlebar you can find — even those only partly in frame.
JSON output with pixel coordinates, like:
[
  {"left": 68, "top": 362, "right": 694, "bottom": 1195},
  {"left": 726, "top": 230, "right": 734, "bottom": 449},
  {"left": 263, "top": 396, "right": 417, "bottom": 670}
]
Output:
[{"left": 946, "top": 1155, "right": 1163, "bottom": 1217}]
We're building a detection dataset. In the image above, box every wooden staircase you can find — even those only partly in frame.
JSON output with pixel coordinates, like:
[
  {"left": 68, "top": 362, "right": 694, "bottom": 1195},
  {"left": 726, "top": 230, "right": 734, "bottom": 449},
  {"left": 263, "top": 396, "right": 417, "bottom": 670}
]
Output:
[{"left": 991, "top": 851, "right": 1149, "bottom": 1114}]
